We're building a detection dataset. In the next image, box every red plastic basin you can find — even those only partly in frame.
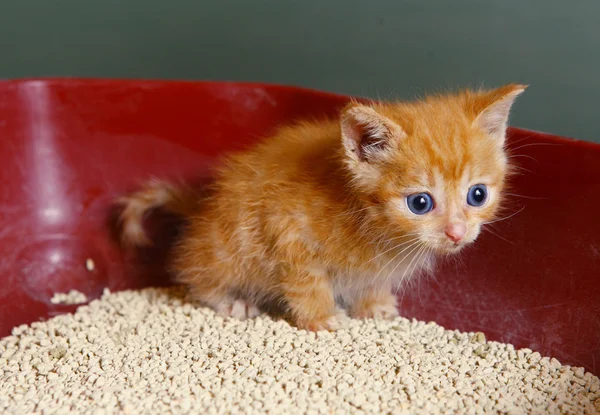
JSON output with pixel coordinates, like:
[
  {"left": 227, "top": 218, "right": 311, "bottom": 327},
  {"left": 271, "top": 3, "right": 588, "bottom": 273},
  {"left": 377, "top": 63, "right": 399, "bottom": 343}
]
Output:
[{"left": 0, "top": 79, "right": 598, "bottom": 375}]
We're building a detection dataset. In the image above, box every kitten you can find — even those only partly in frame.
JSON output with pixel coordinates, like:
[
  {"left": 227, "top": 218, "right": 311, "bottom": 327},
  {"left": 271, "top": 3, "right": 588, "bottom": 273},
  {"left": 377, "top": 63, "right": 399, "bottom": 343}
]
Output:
[{"left": 117, "top": 84, "right": 526, "bottom": 331}]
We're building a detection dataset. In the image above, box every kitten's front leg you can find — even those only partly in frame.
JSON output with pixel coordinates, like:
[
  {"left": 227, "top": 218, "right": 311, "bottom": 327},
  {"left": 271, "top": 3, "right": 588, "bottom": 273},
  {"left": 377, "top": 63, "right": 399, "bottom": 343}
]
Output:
[
  {"left": 349, "top": 285, "right": 399, "bottom": 320},
  {"left": 281, "top": 267, "right": 341, "bottom": 332}
]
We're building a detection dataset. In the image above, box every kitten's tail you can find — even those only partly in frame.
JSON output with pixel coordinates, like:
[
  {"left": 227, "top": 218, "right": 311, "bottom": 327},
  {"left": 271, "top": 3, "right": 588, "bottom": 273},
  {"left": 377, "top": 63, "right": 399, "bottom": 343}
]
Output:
[{"left": 116, "top": 179, "right": 199, "bottom": 247}]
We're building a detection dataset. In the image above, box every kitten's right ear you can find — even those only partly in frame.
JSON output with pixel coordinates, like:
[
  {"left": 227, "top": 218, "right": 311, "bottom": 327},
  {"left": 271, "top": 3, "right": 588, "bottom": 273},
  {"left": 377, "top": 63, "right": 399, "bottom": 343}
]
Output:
[
  {"left": 340, "top": 104, "right": 405, "bottom": 163},
  {"left": 472, "top": 84, "right": 527, "bottom": 143}
]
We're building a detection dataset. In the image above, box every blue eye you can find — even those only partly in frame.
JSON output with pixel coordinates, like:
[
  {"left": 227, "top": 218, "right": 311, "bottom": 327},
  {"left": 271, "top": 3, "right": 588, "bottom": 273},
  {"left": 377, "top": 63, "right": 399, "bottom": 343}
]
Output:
[
  {"left": 467, "top": 184, "right": 488, "bottom": 207},
  {"left": 406, "top": 193, "right": 434, "bottom": 215}
]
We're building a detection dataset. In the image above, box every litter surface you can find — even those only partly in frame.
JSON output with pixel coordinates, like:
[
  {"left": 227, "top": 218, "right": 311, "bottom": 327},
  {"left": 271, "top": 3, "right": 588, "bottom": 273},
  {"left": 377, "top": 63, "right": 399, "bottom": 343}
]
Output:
[
  {"left": 1, "top": 287, "right": 598, "bottom": 414},
  {"left": 50, "top": 290, "right": 89, "bottom": 305}
]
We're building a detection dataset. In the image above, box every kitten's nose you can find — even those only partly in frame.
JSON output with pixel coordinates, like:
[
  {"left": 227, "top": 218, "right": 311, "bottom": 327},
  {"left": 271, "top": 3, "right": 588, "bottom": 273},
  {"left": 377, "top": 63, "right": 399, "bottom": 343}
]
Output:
[{"left": 445, "top": 223, "right": 467, "bottom": 243}]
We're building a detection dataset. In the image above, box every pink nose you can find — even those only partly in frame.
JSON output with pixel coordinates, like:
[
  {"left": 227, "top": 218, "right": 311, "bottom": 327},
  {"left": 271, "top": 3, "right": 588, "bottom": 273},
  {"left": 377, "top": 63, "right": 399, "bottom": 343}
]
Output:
[{"left": 445, "top": 223, "right": 467, "bottom": 243}]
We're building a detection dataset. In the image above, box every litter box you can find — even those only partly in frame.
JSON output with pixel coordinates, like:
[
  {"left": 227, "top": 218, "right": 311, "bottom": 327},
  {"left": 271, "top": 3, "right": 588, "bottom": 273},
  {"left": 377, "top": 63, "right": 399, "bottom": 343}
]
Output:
[{"left": 0, "top": 79, "right": 598, "bottom": 375}]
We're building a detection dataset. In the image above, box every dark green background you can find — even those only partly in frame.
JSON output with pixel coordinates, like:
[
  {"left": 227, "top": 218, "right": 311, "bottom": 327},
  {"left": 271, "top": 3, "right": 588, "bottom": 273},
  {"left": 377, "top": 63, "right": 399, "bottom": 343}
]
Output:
[{"left": 1, "top": 0, "right": 599, "bottom": 142}]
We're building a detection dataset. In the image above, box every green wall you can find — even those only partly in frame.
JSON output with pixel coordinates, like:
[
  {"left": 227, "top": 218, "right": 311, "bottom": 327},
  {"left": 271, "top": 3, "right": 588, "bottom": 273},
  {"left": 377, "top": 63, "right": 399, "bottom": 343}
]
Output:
[{"left": 1, "top": 0, "right": 599, "bottom": 142}]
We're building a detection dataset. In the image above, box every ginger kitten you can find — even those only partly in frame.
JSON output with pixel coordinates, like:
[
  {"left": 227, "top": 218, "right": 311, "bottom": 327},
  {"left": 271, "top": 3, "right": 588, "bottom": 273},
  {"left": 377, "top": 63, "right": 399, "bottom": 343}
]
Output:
[{"left": 118, "top": 84, "right": 526, "bottom": 331}]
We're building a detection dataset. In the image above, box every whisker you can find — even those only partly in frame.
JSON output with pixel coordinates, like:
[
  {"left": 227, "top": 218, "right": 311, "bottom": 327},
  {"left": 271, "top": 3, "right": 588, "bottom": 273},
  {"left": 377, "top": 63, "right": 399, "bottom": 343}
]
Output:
[
  {"left": 415, "top": 247, "right": 433, "bottom": 302},
  {"left": 370, "top": 240, "right": 421, "bottom": 286},
  {"left": 504, "top": 193, "right": 547, "bottom": 200},
  {"left": 507, "top": 154, "right": 539, "bottom": 163},
  {"left": 384, "top": 232, "right": 422, "bottom": 242},
  {"left": 509, "top": 142, "right": 561, "bottom": 152},
  {"left": 409, "top": 244, "right": 429, "bottom": 280},
  {"left": 393, "top": 243, "right": 429, "bottom": 299},
  {"left": 483, "top": 226, "right": 515, "bottom": 246},
  {"left": 484, "top": 221, "right": 502, "bottom": 231},
  {"left": 485, "top": 205, "right": 526, "bottom": 225},
  {"left": 402, "top": 244, "right": 428, "bottom": 296},
  {"left": 367, "top": 237, "right": 420, "bottom": 264},
  {"left": 508, "top": 165, "right": 537, "bottom": 176},
  {"left": 382, "top": 242, "right": 424, "bottom": 289},
  {"left": 507, "top": 135, "right": 536, "bottom": 147},
  {"left": 447, "top": 252, "right": 466, "bottom": 277},
  {"left": 375, "top": 232, "right": 422, "bottom": 249}
]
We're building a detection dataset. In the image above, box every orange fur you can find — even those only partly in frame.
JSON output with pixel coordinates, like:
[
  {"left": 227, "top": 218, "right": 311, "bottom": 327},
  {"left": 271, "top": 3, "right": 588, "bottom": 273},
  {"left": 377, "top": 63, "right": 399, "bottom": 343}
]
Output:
[
  {"left": 117, "top": 179, "right": 199, "bottom": 246},
  {"left": 117, "top": 84, "right": 526, "bottom": 331}
]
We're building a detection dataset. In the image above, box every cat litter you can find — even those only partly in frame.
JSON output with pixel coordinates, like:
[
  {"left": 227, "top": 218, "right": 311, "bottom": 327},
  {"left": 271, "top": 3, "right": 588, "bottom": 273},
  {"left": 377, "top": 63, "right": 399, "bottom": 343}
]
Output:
[
  {"left": 1, "top": 287, "right": 598, "bottom": 414},
  {"left": 50, "top": 289, "right": 88, "bottom": 305}
]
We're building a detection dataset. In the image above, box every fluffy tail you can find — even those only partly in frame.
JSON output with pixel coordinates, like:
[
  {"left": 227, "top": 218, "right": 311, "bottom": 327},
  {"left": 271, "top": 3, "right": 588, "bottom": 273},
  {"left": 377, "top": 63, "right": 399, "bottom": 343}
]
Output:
[{"left": 116, "top": 179, "right": 199, "bottom": 247}]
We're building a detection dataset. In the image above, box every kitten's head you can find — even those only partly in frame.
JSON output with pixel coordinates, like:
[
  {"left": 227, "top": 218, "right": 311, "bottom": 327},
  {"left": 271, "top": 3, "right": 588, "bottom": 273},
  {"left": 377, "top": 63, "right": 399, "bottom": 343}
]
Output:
[{"left": 340, "top": 84, "right": 526, "bottom": 254}]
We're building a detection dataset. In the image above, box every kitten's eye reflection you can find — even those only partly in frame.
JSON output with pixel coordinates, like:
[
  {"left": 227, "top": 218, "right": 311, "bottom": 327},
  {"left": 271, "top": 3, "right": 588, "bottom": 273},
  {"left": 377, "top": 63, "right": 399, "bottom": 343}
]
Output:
[
  {"left": 467, "top": 184, "right": 488, "bottom": 207},
  {"left": 406, "top": 193, "right": 434, "bottom": 215}
]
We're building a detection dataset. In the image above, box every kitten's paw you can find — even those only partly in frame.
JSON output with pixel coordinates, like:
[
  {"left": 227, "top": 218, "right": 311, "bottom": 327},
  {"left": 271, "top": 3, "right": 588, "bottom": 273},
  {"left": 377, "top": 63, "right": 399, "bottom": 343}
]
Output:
[
  {"left": 215, "top": 298, "right": 261, "bottom": 320},
  {"left": 350, "top": 295, "right": 399, "bottom": 320},
  {"left": 296, "top": 309, "right": 346, "bottom": 332}
]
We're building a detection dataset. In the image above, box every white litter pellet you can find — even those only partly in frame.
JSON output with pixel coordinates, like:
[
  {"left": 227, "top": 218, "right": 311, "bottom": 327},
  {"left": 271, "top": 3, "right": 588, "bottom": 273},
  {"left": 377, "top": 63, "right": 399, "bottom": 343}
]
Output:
[
  {"left": 49, "top": 289, "right": 88, "bottom": 305},
  {"left": 1, "top": 287, "right": 598, "bottom": 414},
  {"left": 85, "top": 258, "right": 95, "bottom": 272}
]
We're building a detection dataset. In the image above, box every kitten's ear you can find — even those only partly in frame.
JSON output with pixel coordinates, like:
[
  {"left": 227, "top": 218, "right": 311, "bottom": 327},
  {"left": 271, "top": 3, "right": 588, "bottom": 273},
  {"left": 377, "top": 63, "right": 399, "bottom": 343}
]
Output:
[
  {"left": 340, "top": 104, "right": 405, "bottom": 163},
  {"left": 472, "top": 84, "right": 527, "bottom": 142}
]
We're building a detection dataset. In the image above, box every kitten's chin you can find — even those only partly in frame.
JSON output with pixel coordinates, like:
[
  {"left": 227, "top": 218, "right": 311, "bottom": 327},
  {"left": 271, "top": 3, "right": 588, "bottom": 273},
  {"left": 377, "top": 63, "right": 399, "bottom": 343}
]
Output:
[
  {"left": 447, "top": 245, "right": 465, "bottom": 254},
  {"left": 433, "top": 243, "right": 467, "bottom": 255}
]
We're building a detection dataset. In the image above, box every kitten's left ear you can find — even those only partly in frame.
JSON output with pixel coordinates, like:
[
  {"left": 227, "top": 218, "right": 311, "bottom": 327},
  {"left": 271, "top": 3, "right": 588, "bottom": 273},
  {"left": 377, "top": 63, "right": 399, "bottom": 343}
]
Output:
[{"left": 473, "top": 84, "right": 527, "bottom": 143}]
